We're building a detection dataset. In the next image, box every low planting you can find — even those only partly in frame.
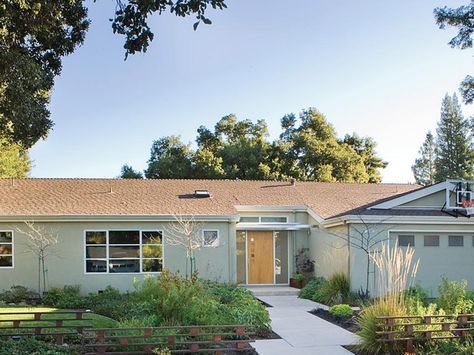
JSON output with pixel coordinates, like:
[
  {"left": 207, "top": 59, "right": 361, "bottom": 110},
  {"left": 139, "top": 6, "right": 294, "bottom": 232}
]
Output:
[
  {"left": 329, "top": 304, "right": 353, "bottom": 318},
  {"left": 299, "top": 273, "right": 357, "bottom": 306},
  {"left": 298, "top": 277, "right": 326, "bottom": 300}
]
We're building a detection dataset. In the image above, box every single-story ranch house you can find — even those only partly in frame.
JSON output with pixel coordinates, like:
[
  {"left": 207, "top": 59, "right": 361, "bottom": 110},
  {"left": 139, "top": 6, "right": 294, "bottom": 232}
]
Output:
[{"left": 0, "top": 178, "right": 473, "bottom": 296}]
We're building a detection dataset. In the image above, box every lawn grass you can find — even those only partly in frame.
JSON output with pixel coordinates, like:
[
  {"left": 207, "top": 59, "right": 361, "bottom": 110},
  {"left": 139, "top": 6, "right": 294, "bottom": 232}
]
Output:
[{"left": 0, "top": 306, "right": 117, "bottom": 331}]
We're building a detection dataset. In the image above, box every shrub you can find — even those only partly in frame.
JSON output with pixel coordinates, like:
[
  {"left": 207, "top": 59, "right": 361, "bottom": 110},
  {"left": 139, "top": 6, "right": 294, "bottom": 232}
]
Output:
[
  {"left": 404, "top": 283, "right": 429, "bottom": 306},
  {"left": 437, "top": 277, "right": 474, "bottom": 314},
  {"left": 318, "top": 273, "right": 350, "bottom": 305},
  {"left": 329, "top": 304, "right": 353, "bottom": 318},
  {"left": 299, "top": 277, "right": 326, "bottom": 300},
  {"left": 292, "top": 273, "right": 306, "bottom": 282},
  {"left": 86, "top": 286, "right": 128, "bottom": 319},
  {"left": 416, "top": 336, "right": 474, "bottom": 354},
  {"left": 42, "top": 285, "right": 85, "bottom": 309},
  {"left": 0, "top": 285, "right": 37, "bottom": 304},
  {"left": 0, "top": 337, "right": 79, "bottom": 354}
]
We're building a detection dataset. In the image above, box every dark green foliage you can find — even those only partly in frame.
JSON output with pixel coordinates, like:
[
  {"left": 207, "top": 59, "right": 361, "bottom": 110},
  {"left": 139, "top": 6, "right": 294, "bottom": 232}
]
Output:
[
  {"left": 412, "top": 132, "right": 437, "bottom": 186},
  {"left": 298, "top": 277, "right": 326, "bottom": 300},
  {"left": 435, "top": 2, "right": 474, "bottom": 104},
  {"left": 417, "top": 336, "right": 474, "bottom": 354},
  {"left": 404, "top": 284, "right": 429, "bottom": 307},
  {"left": 0, "top": 285, "right": 37, "bottom": 304},
  {"left": 0, "top": 337, "right": 78, "bottom": 355},
  {"left": 329, "top": 304, "right": 353, "bottom": 318},
  {"left": 318, "top": 273, "right": 351, "bottom": 306},
  {"left": 120, "top": 164, "right": 143, "bottom": 179},
  {"left": 437, "top": 277, "right": 474, "bottom": 314},
  {"left": 42, "top": 285, "right": 85, "bottom": 309},
  {"left": 142, "top": 110, "right": 387, "bottom": 183},
  {"left": 434, "top": 94, "right": 474, "bottom": 181}
]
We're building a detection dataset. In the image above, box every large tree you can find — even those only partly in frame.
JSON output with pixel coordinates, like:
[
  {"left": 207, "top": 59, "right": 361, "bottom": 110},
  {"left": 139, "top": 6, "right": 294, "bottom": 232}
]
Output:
[
  {"left": 120, "top": 164, "right": 143, "bottom": 179},
  {"left": 434, "top": 94, "right": 474, "bottom": 181},
  {"left": 0, "top": 138, "right": 31, "bottom": 178},
  {"left": 1, "top": 1, "right": 227, "bottom": 149},
  {"left": 412, "top": 132, "right": 437, "bottom": 186},
  {"left": 145, "top": 136, "right": 194, "bottom": 179},
  {"left": 435, "top": 2, "right": 474, "bottom": 104}
]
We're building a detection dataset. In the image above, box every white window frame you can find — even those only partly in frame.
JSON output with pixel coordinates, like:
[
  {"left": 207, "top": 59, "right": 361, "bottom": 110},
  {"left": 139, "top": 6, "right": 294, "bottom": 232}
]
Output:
[
  {"left": 238, "top": 216, "right": 288, "bottom": 223},
  {"left": 84, "top": 229, "right": 164, "bottom": 275},
  {"left": 202, "top": 229, "right": 220, "bottom": 247},
  {"left": 0, "top": 230, "right": 14, "bottom": 269}
]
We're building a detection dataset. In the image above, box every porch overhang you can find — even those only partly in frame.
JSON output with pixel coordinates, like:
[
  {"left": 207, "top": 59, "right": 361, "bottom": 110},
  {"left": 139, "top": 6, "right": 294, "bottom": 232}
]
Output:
[{"left": 236, "top": 223, "right": 312, "bottom": 231}]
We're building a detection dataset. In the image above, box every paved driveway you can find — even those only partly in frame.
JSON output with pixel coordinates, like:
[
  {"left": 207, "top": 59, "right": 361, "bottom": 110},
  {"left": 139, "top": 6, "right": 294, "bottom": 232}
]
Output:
[{"left": 253, "top": 296, "right": 359, "bottom": 355}]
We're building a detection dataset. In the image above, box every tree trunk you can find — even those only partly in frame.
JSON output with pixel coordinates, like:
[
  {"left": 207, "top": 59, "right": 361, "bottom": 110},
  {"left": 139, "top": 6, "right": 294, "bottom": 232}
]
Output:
[
  {"left": 366, "top": 253, "right": 370, "bottom": 296},
  {"left": 38, "top": 256, "right": 41, "bottom": 295},
  {"left": 41, "top": 254, "right": 46, "bottom": 294}
]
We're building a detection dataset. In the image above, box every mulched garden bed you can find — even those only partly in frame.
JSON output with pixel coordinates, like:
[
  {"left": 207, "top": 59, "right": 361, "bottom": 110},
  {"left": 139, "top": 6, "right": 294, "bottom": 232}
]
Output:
[
  {"left": 254, "top": 330, "right": 281, "bottom": 340},
  {"left": 309, "top": 308, "right": 360, "bottom": 333}
]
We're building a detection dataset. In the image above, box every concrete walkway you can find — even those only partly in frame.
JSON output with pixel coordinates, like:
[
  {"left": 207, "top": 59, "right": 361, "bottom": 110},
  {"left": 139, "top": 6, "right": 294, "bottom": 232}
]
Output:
[{"left": 253, "top": 295, "right": 359, "bottom": 355}]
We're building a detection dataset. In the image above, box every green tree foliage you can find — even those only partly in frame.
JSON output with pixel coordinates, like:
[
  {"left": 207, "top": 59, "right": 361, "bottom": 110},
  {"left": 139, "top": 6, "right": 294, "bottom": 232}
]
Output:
[
  {"left": 0, "top": 138, "right": 31, "bottom": 178},
  {"left": 434, "top": 94, "right": 474, "bottom": 181},
  {"left": 145, "top": 136, "right": 194, "bottom": 178},
  {"left": 143, "top": 109, "right": 387, "bottom": 182},
  {"left": 120, "top": 164, "right": 143, "bottom": 179},
  {"left": 434, "top": 2, "right": 474, "bottom": 104},
  {"left": 0, "top": 1, "right": 89, "bottom": 148},
  {"left": 412, "top": 132, "right": 437, "bottom": 186},
  {"left": 1, "top": 0, "right": 227, "bottom": 148}
]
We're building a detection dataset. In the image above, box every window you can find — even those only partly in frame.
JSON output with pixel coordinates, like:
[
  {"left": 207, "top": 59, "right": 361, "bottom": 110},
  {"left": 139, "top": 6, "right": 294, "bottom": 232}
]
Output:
[
  {"left": 239, "top": 216, "right": 259, "bottom": 223},
  {"left": 398, "top": 235, "right": 415, "bottom": 247},
  {"left": 260, "top": 216, "right": 288, "bottom": 223},
  {"left": 0, "top": 231, "right": 13, "bottom": 268},
  {"left": 85, "top": 230, "right": 163, "bottom": 274},
  {"left": 449, "top": 235, "right": 464, "bottom": 247},
  {"left": 424, "top": 235, "right": 439, "bottom": 247},
  {"left": 203, "top": 230, "right": 219, "bottom": 247}
]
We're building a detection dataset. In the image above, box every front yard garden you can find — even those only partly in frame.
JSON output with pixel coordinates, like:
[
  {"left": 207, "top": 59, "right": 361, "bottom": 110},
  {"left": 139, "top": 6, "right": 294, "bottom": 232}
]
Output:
[{"left": 0, "top": 270, "right": 270, "bottom": 354}]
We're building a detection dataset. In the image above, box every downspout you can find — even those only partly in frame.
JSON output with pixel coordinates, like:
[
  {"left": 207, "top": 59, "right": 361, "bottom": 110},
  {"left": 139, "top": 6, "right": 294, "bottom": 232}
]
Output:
[
  {"left": 228, "top": 221, "right": 231, "bottom": 282},
  {"left": 346, "top": 221, "right": 351, "bottom": 283}
]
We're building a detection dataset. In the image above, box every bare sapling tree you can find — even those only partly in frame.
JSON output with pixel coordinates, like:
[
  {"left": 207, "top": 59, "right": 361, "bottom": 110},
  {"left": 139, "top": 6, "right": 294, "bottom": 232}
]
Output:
[
  {"left": 325, "top": 214, "right": 393, "bottom": 297},
  {"left": 15, "top": 221, "right": 59, "bottom": 295},
  {"left": 165, "top": 214, "right": 203, "bottom": 277}
]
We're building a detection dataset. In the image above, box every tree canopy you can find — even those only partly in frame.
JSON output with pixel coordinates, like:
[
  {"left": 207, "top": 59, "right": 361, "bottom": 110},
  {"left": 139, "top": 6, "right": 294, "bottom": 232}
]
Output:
[
  {"left": 435, "top": 1, "right": 474, "bottom": 104},
  {"left": 0, "top": 138, "right": 31, "bottom": 178},
  {"left": 143, "top": 108, "right": 388, "bottom": 183},
  {"left": 0, "top": 0, "right": 227, "bottom": 150},
  {"left": 120, "top": 164, "right": 143, "bottom": 179}
]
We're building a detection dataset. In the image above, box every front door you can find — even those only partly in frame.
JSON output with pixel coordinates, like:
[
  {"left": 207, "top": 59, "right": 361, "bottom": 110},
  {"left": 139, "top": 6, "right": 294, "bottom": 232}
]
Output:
[{"left": 247, "top": 231, "right": 274, "bottom": 284}]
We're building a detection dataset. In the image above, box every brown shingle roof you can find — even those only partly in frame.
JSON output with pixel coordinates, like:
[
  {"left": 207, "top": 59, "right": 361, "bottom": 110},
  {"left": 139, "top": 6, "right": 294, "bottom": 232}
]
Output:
[{"left": 0, "top": 179, "right": 420, "bottom": 219}]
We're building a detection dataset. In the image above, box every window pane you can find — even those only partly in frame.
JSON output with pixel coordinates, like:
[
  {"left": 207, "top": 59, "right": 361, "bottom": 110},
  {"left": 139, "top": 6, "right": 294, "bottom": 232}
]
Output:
[
  {"left": 239, "top": 216, "right": 259, "bottom": 223},
  {"left": 142, "top": 258, "right": 162, "bottom": 272},
  {"left": 398, "top": 235, "right": 415, "bottom": 247},
  {"left": 86, "top": 231, "right": 106, "bottom": 245},
  {"left": 424, "top": 235, "right": 439, "bottom": 247},
  {"left": 109, "top": 231, "right": 139, "bottom": 244},
  {"left": 261, "top": 216, "right": 287, "bottom": 223},
  {"left": 109, "top": 259, "right": 139, "bottom": 273},
  {"left": 109, "top": 246, "right": 139, "bottom": 258},
  {"left": 142, "top": 231, "right": 162, "bottom": 244},
  {"left": 86, "top": 260, "right": 107, "bottom": 273},
  {"left": 0, "top": 232, "right": 12, "bottom": 243},
  {"left": 449, "top": 235, "right": 464, "bottom": 247},
  {"left": 142, "top": 245, "right": 162, "bottom": 258},
  {"left": 0, "top": 244, "right": 13, "bottom": 255},
  {"left": 0, "top": 256, "right": 12, "bottom": 267},
  {"left": 203, "top": 231, "right": 219, "bottom": 247},
  {"left": 275, "top": 231, "right": 289, "bottom": 285},
  {"left": 236, "top": 231, "right": 246, "bottom": 284},
  {"left": 86, "top": 246, "right": 106, "bottom": 258}
]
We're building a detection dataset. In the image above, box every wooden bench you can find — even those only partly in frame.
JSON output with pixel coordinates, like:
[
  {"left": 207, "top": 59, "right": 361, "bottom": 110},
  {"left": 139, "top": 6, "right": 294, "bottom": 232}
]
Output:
[
  {"left": 0, "top": 310, "right": 94, "bottom": 345},
  {"left": 84, "top": 325, "right": 256, "bottom": 354}
]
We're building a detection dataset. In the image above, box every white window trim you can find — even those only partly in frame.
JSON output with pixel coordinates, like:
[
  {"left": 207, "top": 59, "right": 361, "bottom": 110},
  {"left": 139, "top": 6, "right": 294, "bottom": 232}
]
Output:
[
  {"left": 84, "top": 229, "right": 164, "bottom": 275},
  {"left": 202, "top": 229, "right": 220, "bottom": 247},
  {"left": 238, "top": 216, "right": 288, "bottom": 224},
  {"left": 0, "top": 230, "right": 14, "bottom": 269}
]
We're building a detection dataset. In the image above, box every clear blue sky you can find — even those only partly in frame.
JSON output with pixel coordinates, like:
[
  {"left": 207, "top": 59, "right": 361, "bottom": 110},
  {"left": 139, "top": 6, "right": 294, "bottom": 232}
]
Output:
[{"left": 30, "top": 0, "right": 473, "bottom": 183}]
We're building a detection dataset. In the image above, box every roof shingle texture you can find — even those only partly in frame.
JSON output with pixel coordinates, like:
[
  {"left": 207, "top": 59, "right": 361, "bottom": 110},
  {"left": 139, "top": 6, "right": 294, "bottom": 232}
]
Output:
[{"left": 0, "top": 179, "right": 420, "bottom": 219}]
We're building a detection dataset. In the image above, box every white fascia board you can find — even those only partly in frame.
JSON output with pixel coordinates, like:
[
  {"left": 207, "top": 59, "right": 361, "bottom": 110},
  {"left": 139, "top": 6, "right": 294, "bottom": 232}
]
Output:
[
  {"left": 236, "top": 223, "right": 312, "bottom": 231},
  {"left": 234, "top": 205, "right": 308, "bottom": 212},
  {"left": 368, "top": 182, "right": 446, "bottom": 210},
  {"left": 0, "top": 214, "right": 239, "bottom": 223},
  {"left": 324, "top": 214, "right": 473, "bottom": 227}
]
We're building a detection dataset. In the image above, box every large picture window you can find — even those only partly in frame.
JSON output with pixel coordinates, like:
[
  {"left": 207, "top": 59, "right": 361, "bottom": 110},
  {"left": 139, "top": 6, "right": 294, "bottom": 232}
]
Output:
[
  {"left": 85, "top": 230, "right": 163, "bottom": 274},
  {"left": 0, "top": 231, "right": 13, "bottom": 268}
]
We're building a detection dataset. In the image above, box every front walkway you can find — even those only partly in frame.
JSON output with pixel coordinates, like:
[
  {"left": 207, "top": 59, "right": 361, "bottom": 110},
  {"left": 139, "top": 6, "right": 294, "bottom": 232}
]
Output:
[{"left": 253, "top": 295, "right": 359, "bottom": 355}]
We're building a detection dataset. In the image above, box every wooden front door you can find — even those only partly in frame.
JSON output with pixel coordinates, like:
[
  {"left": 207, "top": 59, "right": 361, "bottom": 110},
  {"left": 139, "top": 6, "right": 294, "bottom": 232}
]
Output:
[{"left": 247, "top": 231, "right": 274, "bottom": 284}]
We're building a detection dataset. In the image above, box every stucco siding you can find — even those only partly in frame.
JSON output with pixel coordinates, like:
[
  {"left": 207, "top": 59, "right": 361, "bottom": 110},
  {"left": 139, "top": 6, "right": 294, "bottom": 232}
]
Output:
[
  {"left": 0, "top": 221, "right": 233, "bottom": 294},
  {"left": 398, "top": 190, "right": 446, "bottom": 208}
]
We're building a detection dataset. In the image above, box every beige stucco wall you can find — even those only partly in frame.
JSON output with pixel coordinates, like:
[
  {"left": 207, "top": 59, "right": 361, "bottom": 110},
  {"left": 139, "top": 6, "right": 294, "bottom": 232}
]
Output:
[
  {"left": 398, "top": 190, "right": 446, "bottom": 208},
  {"left": 0, "top": 221, "right": 235, "bottom": 294}
]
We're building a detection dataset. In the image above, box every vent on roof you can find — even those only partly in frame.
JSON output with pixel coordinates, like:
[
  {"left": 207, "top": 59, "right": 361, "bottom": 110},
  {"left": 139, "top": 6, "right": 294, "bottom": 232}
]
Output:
[{"left": 194, "top": 189, "right": 211, "bottom": 198}]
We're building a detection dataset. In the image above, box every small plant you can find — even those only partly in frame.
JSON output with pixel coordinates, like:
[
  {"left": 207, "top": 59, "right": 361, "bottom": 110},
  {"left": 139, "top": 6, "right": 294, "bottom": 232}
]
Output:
[
  {"left": 318, "top": 272, "right": 350, "bottom": 305},
  {"left": 329, "top": 304, "right": 353, "bottom": 318},
  {"left": 437, "top": 277, "right": 474, "bottom": 314},
  {"left": 292, "top": 273, "right": 306, "bottom": 282},
  {"left": 0, "top": 285, "right": 38, "bottom": 304},
  {"left": 299, "top": 277, "right": 326, "bottom": 300}
]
